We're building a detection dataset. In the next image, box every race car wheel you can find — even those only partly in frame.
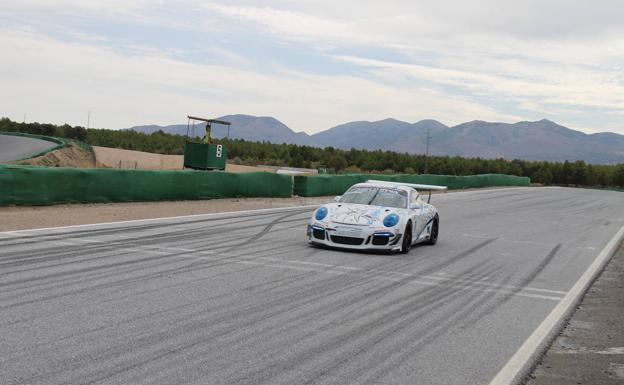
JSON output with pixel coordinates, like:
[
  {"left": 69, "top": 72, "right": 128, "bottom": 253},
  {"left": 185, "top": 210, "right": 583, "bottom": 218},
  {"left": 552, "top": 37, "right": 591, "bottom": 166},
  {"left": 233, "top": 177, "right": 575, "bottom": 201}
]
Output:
[
  {"left": 400, "top": 222, "right": 412, "bottom": 254},
  {"left": 426, "top": 215, "right": 439, "bottom": 245}
]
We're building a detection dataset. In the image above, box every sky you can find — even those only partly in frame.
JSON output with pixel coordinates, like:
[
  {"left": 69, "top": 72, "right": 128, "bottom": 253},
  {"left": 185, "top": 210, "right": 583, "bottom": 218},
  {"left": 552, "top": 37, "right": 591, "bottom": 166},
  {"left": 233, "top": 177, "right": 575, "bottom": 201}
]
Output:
[{"left": 1, "top": 0, "right": 623, "bottom": 134}]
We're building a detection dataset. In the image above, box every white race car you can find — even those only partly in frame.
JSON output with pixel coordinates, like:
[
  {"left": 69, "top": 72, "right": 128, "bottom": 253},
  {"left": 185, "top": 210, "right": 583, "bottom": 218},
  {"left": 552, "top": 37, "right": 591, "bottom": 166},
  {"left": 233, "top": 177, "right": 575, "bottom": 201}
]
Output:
[{"left": 307, "top": 180, "right": 447, "bottom": 253}]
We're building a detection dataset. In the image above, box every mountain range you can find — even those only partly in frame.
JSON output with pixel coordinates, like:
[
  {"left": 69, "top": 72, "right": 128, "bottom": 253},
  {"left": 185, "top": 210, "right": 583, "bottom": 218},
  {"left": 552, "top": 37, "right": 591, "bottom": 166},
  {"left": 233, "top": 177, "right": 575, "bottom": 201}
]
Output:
[{"left": 127, "top": 115, "right": 624, "bottom": 164}]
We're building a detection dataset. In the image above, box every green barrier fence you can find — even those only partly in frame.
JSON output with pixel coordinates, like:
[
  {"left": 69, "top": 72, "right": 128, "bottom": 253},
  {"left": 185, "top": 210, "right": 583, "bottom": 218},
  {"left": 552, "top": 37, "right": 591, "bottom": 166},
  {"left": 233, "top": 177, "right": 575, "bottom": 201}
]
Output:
[
  {"left": 0, "top": 165, "right": 293, "bottom": 206},
  {"left": 294, "top": 173, "right": 530, "bottom": 197},
  {"left": 0, "top": 131, "right": 67, "bottom": 160}
]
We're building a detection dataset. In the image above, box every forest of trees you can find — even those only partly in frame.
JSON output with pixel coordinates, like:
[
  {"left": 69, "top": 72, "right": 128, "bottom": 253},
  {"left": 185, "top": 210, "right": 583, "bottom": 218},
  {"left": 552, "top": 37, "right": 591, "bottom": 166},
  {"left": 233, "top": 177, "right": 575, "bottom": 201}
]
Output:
[{"left": 2, "top": 117, "right": 624, "bottom": 188}]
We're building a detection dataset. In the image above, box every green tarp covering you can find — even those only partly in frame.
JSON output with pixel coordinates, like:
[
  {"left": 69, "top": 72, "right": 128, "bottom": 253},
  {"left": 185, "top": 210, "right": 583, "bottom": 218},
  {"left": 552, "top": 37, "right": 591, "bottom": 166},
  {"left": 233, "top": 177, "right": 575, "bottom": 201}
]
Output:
[
  {"left": 294, "top": 173, "right": 530, "bottom": 197},
  {"left": 183, "top": 142, "right": 227, "bottom": 170},
  {"left": 0, "top": 165, "right": 293, "bottom": 205},
  {"left": 0, "top": 165, "right": 530, "bottom": 205}
]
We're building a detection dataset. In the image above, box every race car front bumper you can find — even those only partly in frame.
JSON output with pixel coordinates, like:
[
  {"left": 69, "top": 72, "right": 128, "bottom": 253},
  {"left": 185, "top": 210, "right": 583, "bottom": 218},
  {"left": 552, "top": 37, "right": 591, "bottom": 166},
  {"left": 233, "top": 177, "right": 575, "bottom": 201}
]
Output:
[{"left": 307, "top": 223, "right": 403, "bottom": 251}]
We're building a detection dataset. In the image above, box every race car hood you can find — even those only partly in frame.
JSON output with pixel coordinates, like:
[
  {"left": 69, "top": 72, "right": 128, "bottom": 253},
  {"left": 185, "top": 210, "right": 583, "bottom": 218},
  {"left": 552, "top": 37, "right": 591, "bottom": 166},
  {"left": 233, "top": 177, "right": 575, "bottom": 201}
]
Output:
[{"left": 327, "top": 203, "right": 398, "bottom": 226}]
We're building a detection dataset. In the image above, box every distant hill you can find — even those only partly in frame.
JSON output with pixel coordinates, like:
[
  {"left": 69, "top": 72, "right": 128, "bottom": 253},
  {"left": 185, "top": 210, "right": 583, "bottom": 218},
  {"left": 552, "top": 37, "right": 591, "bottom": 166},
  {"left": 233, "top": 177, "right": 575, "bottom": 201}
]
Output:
[
  {"left": 126, "top": 115, "right": 624, "bottom": 164},
  {"left": 430, "top": 119, "right": 624, "bottom": 164},
  {"left": 313, "top": 118, "right": 449, "bottom": 153},
  {"left": 128, "top": 114, "right": 313, "bottom": 145}
]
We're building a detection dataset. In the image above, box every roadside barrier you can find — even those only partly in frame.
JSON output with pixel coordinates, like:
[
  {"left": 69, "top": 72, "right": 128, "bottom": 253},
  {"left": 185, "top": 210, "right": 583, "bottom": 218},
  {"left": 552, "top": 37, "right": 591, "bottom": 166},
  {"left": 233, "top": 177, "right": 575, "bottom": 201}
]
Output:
[
  {"left": 0, "top": 165, "right": 529, "bottom": 205},
  {"left": 0, "top": 131, "right": 67, "bottom": 160},
  {"left": 293, "top": 173, "right": 530, "bottom": 197},
  {"left": 0, "top": 165, "right": 293, "bottom": 205}
]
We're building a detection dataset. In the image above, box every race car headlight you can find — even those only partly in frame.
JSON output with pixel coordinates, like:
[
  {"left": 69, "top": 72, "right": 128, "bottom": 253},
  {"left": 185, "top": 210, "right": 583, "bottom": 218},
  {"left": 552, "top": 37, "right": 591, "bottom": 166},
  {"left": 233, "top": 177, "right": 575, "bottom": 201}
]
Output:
[
  {"left": 315, "top": 207, "right": 328, "bottom": 221},
  {"left": 383, "top": 213, "right": 400, "bottom": 227}
]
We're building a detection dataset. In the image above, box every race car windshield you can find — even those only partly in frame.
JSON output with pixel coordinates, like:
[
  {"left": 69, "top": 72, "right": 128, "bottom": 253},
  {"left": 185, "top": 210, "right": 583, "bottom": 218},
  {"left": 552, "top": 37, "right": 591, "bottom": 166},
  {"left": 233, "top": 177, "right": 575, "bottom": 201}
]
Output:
[{"left": 339, "top": 187, "right": 407, "bottom": 208}]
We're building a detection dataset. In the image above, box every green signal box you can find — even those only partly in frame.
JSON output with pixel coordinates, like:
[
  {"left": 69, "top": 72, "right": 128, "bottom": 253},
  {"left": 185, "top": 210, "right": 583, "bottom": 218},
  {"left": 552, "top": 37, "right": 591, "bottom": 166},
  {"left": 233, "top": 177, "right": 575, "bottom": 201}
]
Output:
[
  {"left": 183, "top": 116, "right": 231, "bottom": 171},
  {"left": 183, "top": 142, "right": 227, "bottom": 170}
]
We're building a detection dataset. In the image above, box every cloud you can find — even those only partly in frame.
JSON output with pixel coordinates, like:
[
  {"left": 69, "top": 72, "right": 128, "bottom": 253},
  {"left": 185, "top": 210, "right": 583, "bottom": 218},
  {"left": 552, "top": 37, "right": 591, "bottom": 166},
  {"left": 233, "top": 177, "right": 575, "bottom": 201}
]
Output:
[
  {"left": 1, "top": 1, "right": 623, "bottom": 134},
  {"left": 198, "top": 1, "right": 624, "bottom": 51},
  {"left": 0, "top": 28, "right": 517, "bottom": 132},
  {"left": 2, "top": 0, "right": 152, "bottom": 12},
  {"left": 202, "top": 3, "right": 363, "bottom": 43},
  {"left": 336, "top": 54, "right": 624, "bottom": 112}
]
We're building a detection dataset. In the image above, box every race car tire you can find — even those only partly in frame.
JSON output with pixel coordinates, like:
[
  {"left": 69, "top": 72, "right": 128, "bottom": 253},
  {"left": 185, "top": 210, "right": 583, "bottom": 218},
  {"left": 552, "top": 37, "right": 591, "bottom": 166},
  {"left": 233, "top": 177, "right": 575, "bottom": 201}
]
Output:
[
  {"left": 425, "top": 215, "right": 439, "bottom": 245},
  {"left": 400, "top": 222, "right": 413, "bottom": 254}
]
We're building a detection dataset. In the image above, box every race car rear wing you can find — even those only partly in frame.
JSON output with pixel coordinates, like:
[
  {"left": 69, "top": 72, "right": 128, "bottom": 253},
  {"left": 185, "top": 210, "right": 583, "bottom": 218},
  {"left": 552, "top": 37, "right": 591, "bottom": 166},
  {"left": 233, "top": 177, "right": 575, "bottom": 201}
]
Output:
[{"left": 366, "top": 180, "right": 447, "bottom": 203}]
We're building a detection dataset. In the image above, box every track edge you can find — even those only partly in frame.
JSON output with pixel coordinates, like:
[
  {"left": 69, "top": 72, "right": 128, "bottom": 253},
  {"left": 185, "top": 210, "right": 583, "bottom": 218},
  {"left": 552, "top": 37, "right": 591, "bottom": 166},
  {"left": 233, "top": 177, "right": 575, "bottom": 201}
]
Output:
[{"left": 488, "top": 224, "right": 624, "bottom": 385}]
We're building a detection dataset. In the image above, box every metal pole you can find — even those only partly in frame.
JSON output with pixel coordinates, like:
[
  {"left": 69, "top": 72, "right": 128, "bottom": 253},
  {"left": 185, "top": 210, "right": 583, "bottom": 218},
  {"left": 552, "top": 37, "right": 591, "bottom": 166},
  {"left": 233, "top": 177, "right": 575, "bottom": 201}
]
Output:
[
  {"left": 87, "top": 111, "right": 91, "bottom": 129},
  {"left": 424, "top": 127, "right": 431, "bottom": 174}
]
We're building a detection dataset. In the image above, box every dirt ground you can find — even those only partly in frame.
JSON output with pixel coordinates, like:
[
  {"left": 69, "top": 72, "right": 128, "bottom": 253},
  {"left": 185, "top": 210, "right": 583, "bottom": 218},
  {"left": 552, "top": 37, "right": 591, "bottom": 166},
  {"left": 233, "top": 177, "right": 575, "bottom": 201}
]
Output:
[
  {"left": 93, "top": 146, "right": 272, "bottom": 173},
  {"left": 93, "top": 146, "right": 183, "bottom": 169},
  {"left": 0, "top": 196, "right": 333, "bottom": 231},
  {"left": 9, "top": 142, "right": 96, "bottom": 168},
  {"left": 5, "top": 142, "right": 307, "bottom": 174}
]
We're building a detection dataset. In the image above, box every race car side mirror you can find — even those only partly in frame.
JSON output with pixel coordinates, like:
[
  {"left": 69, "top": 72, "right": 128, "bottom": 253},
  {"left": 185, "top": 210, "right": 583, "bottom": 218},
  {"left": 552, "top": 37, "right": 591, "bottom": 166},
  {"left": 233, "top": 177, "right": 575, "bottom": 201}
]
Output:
[
  {"left": 334, "top": 196, "right": 342, "bottom": 202},
  {"left": 410, "top": 203, "right": 421, "bottom": 210}
]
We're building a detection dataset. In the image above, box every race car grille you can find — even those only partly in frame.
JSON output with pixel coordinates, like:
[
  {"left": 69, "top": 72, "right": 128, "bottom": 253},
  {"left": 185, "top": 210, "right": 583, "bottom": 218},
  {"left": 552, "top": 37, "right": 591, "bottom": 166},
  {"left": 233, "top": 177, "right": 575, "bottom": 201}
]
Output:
[
  {"left": 330, "top": 235, "right": 364, "bottom": 245},
  {"left": 371, "top": 235, "right": 390, "bottom": 245},
  {"left": 312, "top": 228, "right": 326, "bottom": 240}
]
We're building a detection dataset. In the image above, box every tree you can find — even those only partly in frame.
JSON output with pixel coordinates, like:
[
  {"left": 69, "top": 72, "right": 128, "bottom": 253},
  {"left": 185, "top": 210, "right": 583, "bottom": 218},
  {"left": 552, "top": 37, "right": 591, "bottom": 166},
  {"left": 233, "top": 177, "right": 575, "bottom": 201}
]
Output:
[
  {"left": 327, "top": 154, "right": 347, "bottom": 172},
  {"left": 2, "top": 116, "right": 624, "bottom": 189},
  {"left": 570, "top": 160, "right": 587, "bottom": 186},
  {"left": 614, "top": 165, "right": 624, "bottom": 187},
  {"left": 64, "top": 125, "right": 87, "bottom": 141},
  {"left": 532, "top": 166, "right": 553, "bottom": 184}
]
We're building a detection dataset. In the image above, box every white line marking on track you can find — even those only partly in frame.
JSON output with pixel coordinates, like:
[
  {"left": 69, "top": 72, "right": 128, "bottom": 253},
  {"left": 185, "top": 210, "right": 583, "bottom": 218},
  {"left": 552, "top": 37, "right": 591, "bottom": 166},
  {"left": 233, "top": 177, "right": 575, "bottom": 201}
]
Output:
[
  {"left": 0, "top": 204, "right": 319, "bottom": 235},
  {"left": 488, "top": 223, "right": 624, "bottom": 385}
]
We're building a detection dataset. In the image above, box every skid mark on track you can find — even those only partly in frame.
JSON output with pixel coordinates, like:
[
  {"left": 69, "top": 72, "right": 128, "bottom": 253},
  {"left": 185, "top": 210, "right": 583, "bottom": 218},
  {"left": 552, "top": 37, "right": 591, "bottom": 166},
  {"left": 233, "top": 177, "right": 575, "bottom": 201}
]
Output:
[
  {"left": 24, "top": 236, "right": 564, "bottom": 301},
  {"left": 463, "top": 243, "right": 563, "bottom": 326},
  {"left": 9, "top": 189, "right": 621, "bottom": 384},
  {"left": 460, "top": 232, "right": 596, "bottom": 251},
  {"left": 0, "top": 208, "right": 314, "bottom": 244},
  {"left": 2, "top": 239, "right": 556, "bottom": 383},
  {"left": 227, "top": 265, "right": 502, "bottom": 385},
  {"left": 29, "top": 264, "right": 490, "bottom": 384},
  {"left": 0, "top": 233, "right": 563, "bottom": 315},
  {"left": 222, "top": 211, "right": 301, "bottom": 253},
  {"left": 0, "top": 214, "right": 307, "bottom": 267},
  {"left": 0, "top": 236, "right": 287, "bottom": 309},
  {"left": 0, "top": 215, "right": 307, "bottom": 289},
  {"left": 1, "top": 267, "right": 315, "bottom": 341},
  {"left": 414, "top": 237, "right": 497, "bottom": 277}
]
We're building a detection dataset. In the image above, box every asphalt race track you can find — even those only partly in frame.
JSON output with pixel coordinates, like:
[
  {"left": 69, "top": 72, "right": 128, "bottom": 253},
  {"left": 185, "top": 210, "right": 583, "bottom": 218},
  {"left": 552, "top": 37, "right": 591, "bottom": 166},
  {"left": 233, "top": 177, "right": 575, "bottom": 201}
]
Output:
[
  {"left": 0, "top": 134, "right": 57, "bottom": 162},
  {"left": 1, "top": 187, "right": 623, "bottom": 385}
]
